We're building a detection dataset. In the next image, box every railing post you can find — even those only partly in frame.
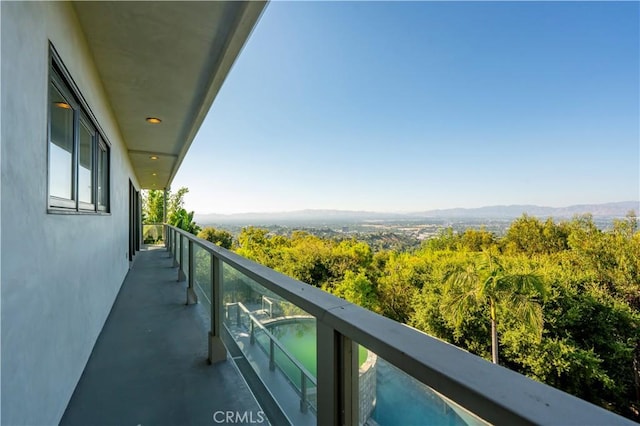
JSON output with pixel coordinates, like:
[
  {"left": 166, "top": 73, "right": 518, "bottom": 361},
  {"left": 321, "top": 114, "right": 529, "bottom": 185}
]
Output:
[
  {"left": 208, "top": 255, "right": 226, "bottom": 364},
  {"left": 269, "top": 338, "right": 275, "bottom": 371},
  {"left": 163, "top": 188, "right": 168, "bottom": 242},
  {"left": 344, "top": 338, "right": 359, "bottom": 425},
  {"left": 186, "top": 240, "right": 197, "bottom": 305},
  {"left": 317, "top": 323, "right": 359, "bottom": 426},
  {"left": 172, "top": 229, "right": 178, "bottom": 267},
  {"left": 250, "top": 320, "right": 255, "bottom": 345},
  {"left": 300, "top": 372, "right": 308, "bottom": 413},
  {"left": 177, "top": 234, "right": 186, "bottom": 282}
]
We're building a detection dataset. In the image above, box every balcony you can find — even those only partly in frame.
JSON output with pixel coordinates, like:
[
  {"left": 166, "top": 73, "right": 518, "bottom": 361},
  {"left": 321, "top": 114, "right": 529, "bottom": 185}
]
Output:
[
  {"left": 62, "top": 225, "right": 634, "bottom": 426},
  {"left": 60, "top": 245, "right": 266, "bottom": 425}
]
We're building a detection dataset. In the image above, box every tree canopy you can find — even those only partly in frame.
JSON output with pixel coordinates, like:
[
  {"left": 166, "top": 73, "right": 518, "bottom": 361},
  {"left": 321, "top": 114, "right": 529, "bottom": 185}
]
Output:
[
  {"left": 142, "top": 187, "right": 200, "bottom": 234},
  {"left": 231, "top": 213, "right": 640, "bottom": 420},
  {"left": 198, "top": 227, "right": 233, "bottom": 249}
]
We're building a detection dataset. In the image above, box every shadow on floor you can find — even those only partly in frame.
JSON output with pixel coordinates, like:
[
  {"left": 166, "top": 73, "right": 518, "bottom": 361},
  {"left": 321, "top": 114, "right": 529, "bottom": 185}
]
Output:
[{"left": 61, "top": 246, "right": 265, "bottom": 426}]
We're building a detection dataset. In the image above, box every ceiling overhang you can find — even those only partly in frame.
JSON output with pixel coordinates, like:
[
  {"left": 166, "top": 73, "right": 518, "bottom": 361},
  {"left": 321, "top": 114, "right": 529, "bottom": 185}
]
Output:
[{"left": 72, "top": 1, "right": 266, "bottom": 189}]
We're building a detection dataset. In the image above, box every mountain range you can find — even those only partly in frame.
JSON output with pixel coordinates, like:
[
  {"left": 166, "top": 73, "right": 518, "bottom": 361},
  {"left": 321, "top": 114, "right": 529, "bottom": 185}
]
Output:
[{"left": 194, "top": 201, "right": 639, "bottom": 225}]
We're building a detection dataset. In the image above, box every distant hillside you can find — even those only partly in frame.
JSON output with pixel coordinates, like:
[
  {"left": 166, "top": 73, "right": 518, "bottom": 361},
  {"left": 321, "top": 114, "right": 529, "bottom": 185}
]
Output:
[
  {"left": 413, "top": 201, "right": 640, "bottom": 219},
  {"left": 195, "top": 201, "right": 639, "bottom": 225},
  {"left": 195, "top": 209, "right": 406, "bottom": 225}
]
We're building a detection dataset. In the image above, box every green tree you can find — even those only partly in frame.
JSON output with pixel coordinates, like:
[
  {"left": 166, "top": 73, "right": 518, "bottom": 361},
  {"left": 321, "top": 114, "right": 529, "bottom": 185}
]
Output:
[
  {"left": 167, "top": 187, "right": 189, "bottom": 224},
  {"left": 280, "top": 232, "right": 333, "bottom": 287},
  {"left": 377, "top": 252, "right": 428, "bottom": 322},
  {"left": 236, "top": 227, "right": 283, "bottom": 269},
  {"left": 170, "top": 208, "right": 200, "bottom": 235},
  {"left": 198, "top": 227, "right": 233, "bottom": 249},
  {"left": 330, "top": 270, "right": 379, "bottom": 312},
  {"left": 142, "top": 189, "right": 164, "bottom": 224},
  {"left": 460, "top": 228, "right": 496, "bottom": 252},
  {"left": 442, "top": 253, "right": 546, "bottom": 364},
  {"left": 142, "top": 187, "right": 192, "bottom": 225},
  {"left": 423, "top": 227, "right": 459, "bottom": 251},
  {"left": 328, "top": 239, "right": 373, "bottom": 279}
]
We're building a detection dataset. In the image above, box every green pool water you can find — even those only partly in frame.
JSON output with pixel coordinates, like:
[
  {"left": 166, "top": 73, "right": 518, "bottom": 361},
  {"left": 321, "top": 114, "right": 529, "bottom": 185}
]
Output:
[{"left": 254, "top": 319, "right": 367, "bottom": 390}]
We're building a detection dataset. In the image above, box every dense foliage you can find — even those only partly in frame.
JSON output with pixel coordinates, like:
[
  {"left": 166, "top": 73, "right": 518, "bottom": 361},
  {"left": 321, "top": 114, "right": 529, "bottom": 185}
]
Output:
[
  {"left": 198, "top": 227, "right": 233, "bottom": 249},
  {"left": 142, "top": 188, "right": 200, "bottom": 235},
  {"left": 222, "top": 213, "right": 639, "bottom": 420}
]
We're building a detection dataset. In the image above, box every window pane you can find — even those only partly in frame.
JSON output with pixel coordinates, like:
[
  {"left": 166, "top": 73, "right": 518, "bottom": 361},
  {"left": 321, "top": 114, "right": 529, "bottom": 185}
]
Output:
[
  {"left": 97, "top": 141, "right": 109, "bottom": 209},
  {"left": 78, "top": 120, "right": 93, "bottom": 204},
  {"left": 49, "top": 83, "right": 74, "bottom": 200}
]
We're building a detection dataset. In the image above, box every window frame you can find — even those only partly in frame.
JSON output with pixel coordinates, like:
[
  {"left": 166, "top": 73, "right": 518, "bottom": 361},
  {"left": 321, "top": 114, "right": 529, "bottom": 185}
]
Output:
[
  {"left": 97, "top": 136, "right": 110, "bottom": 212},
  {"left": 47, "top": 44, "right": 111, "bottom": 215},
  {"left": 77, "top": 111, "right": 96, "bottom": 211},
  {"left": 48, "top": 73, "right": 78, "bottom": 210}
]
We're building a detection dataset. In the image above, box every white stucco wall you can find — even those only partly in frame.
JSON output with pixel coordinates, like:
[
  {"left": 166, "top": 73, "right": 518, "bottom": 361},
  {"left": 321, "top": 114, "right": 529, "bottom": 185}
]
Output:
[{"left": 1, "top": 2, "right": 139, "bottom": 424}]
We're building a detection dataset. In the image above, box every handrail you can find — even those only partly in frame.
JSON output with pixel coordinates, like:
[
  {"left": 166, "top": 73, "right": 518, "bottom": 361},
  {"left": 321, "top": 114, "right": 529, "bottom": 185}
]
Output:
[
  {"left": 234, "top": 301, "right": 318, "bottom": 388},
  {"left": 166, "top": 224, "right": 635, "bottom": 426}
]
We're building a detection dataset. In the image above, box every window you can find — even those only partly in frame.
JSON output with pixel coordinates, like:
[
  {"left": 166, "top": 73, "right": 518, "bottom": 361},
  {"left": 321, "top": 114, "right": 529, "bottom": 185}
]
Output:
[
  {"left": 49, "top": 80, "right": 75, "bottom": 204},
  {"left": 48, "top": 47, "right": 110, "bottom": 213},
  {"left": 97, "top": 137, "right": 109, "bottom": 211}
]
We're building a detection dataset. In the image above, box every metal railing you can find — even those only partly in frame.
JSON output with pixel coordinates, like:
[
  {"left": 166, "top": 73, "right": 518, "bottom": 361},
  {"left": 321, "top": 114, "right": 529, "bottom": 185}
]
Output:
[
  {"left": 165, "top": 224, "right": 634, "bottom": 426},
  {"left": 228, "top": 301, "right": 317, "bottom": 413}
]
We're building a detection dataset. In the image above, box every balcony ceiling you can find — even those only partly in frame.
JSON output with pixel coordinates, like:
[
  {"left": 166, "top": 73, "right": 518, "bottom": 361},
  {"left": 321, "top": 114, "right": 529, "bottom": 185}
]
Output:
[{"left": 72, "top": 1, "right": 266, "bottom": 190}]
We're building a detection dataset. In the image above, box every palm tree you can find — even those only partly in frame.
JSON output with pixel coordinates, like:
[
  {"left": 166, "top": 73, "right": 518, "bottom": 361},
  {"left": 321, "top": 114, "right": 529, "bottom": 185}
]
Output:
[{"left": 442, "top": 253, "right": 546, "bottom": 364}]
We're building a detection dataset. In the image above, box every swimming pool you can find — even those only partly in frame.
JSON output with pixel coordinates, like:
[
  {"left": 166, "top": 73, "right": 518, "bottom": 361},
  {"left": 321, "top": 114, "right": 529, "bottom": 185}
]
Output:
[{"left": 257, "top": 318, "right": 483, "bottom": 425}]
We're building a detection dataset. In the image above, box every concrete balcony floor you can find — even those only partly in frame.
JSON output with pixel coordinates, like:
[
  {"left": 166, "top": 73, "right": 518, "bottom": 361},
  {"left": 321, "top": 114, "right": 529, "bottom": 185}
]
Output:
[{"left": 61, "top": 246, "right": 264, "bottom": 426}]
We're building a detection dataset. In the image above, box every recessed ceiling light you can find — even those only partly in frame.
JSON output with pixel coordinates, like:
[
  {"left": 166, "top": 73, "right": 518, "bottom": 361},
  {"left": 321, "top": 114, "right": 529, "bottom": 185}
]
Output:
[
  {"left": 150, "top": 156, "right": 158, "bottom": 160},
  {"left": 54, "top": 102, "right": 72, "bottom": 109},
  {"left": 152, "top": 173, "right": 157, "bottom": 176},
  {"left": 146, "top": 117, "right": 162, "bottom": 124}
]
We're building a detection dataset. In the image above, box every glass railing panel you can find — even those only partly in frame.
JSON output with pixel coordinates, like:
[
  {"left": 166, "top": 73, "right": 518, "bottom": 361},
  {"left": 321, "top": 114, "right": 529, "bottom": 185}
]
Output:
[
  {"left": 222, "top": 262, "right": 317, "bottom": 425},
  {"left": 357, "top": 343, "right": 489, "bottom": 426},
  {"left": 182, "top": 236, "right": 189, "bottom": 279},
  {"left": 142, "top": 224, "right": 163, "bottom": 244},
  {"left": 193, "top": 245, "right": 211, "bottom": 314},
  {"left": 174, "top": 232, "right": 179, "bottom": 263},
  {"left": 174, "top": 231, "right": 179, "bottom": 262}
]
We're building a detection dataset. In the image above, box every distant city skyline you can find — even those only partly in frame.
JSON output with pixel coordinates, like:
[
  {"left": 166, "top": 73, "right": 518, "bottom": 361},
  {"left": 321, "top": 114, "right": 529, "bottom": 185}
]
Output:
[{"left": 172, "top": 1, "right": 639, "bottom": 215}]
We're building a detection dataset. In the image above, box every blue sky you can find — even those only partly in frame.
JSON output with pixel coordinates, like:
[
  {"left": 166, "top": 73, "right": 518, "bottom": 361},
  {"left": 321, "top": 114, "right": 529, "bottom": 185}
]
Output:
[{"left": 173, "top": 1, "right": 639, "bottom": 214}]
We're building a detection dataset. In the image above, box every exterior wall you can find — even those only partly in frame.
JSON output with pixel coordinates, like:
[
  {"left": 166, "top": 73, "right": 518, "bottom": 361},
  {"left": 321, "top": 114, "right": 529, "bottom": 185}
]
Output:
[
  {"left": 1, "top": 2, "right": 139, "bottom": 424},
  {"left": 358, "top": 351, "right": 377, "bottom": 426}
]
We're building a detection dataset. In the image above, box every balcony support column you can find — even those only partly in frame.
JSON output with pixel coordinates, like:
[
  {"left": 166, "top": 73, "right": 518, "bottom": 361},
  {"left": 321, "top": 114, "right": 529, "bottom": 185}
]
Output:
[
  {"left": 163, "top": 188, "right": 168, "bottom": 245},
  {"left": 208, "top": 255, "right": 226, "bottom": 364},
  {"left": 317, "top": 323, "right": 359, "bottom": 426},
  {"left": 186, "top": 240, "right": 197, "bottom": 305}
]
